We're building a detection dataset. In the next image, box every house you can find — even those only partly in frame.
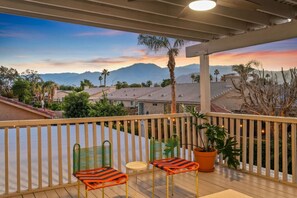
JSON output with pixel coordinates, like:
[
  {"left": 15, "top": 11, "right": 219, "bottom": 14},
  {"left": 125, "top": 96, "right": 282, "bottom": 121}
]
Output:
[
  {"left": 107, "top": 87, "right": 162, "bottom": 112},
  {"left": 0, "top": 96, "right": 55, "bottom": 120},
  {"left": 53, "top": 90, "right": 72, "bottom": 102},
  {"left": 137, "top": 82, "right": 242, "bottom": 114},
  {"left": 83, "top": 87, "right": 116, "bottom": 102}
]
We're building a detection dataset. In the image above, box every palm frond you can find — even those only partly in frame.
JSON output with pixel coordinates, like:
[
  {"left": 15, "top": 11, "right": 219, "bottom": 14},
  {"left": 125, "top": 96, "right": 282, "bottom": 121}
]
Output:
[
  {"left": 138, "top": 34, "right": 170, "bottom": 52},
  {"left": 173, "top": 39, "right": 185, "bottom": 48}
]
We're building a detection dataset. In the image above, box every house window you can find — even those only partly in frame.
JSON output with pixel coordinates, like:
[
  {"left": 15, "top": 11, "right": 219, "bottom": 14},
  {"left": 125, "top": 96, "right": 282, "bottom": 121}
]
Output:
[{"left": 153, "top": 103, "right": 158, "bottom": 106}]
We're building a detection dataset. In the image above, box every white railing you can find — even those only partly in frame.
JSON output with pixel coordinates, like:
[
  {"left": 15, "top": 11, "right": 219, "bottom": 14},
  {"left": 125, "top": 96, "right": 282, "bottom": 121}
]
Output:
[
  {"left": 207, "top": 112, "right": 297, "bottom": 185},
  {"left": 0, "top": 113, "right": 197, "bottom": 197},
  {"left": 0, "top": 112, "right": 296, "bottom": 197}
]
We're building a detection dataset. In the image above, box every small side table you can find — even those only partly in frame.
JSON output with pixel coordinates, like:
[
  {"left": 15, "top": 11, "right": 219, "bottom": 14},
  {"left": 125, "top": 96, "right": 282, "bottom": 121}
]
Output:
[{"left": 126, "top": 161, "right": 147, "bottom": 184}]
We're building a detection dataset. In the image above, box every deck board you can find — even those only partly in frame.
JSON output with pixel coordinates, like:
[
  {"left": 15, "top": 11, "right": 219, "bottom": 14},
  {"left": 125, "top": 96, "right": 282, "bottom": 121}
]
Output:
[{"left": 11, "top": 166, "right": 297, "bottom": 198}]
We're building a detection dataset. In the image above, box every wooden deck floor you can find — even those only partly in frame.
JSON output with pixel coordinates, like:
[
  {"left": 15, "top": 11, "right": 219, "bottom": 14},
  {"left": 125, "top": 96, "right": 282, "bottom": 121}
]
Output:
[{"left": 10, "top": 166, "right": 297, "bottom": 198}]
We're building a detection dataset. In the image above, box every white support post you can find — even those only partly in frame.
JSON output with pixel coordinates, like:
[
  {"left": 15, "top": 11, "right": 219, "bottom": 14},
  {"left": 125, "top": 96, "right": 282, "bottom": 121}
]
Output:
[{"left": 200, "top": 55, "right": 211, "bottom": 113}]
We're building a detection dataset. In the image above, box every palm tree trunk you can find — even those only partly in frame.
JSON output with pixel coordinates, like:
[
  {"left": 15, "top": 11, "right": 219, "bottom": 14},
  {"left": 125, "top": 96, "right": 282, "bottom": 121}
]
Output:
[
  {"left": 104, "top": 75, "right": 106, "bottom": 87},
  {"left": 168, "top": 53, "right": 176, "bottom": 113}
]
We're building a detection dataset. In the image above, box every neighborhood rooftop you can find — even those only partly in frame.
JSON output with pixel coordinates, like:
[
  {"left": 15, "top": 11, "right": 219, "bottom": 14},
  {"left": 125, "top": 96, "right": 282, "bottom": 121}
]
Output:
[
  {"left": 107, "top": 87, "right": 162, "bottom": 101},
  {"left": 137, "top": 82, "right": 233, "bottom": 104}
]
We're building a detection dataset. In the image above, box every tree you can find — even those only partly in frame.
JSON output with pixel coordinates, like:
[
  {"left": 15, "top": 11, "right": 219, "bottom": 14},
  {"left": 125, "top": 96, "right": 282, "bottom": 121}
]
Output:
[
  {"left": 214, "top": 69, "right": 220, "bottom": 82},
  {"left": 89, "top": 96, "right": 127, "bottom": 117},
  {"left": 190, "top": 73, "right": 196, "bottom": 83},
  {"left": 0, "top": 66, "right": 19, "bottom": 97},
  {"left": 146, "top": 80, "right": 152, "bottom": 87},
  {"left": 161, "top": 79, "right": 171, "bottom": 87},
  {"left": 194, "top": 74, "right": 200, "bottom": 83},
  {"left": 115, "top": 81, "right": 129, "bottom": 89},
  {"left": 42, "top": 81, "right": 58, "bottom": 103},
  {"left": 12, "top": 78, "right": 32, "bottom": 103},
  {"left": 63, "top": 92, "right": 90, "bottom": 118},
  {"left": 232, "top": 60, "right": 297, "bottom": 116},
  {"left": 101, "top": 69, "right": 110, "bottom": 87},
  {"left": 98, "top": 75, "right": 103, "bottom": 86},
  {"left": 138, "top": 34, "right": 185, "bottom": 113},
  {"left": 80, "top": 79, "right": 94, "bottom": 89},
  {"left": 209, "top": 74, "right": 213, "bottom": 82}
]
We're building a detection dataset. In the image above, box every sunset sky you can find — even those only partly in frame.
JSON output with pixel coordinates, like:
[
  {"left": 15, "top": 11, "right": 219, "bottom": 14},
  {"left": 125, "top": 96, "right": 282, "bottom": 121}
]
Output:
[{"left": 1, "top": 13, "right": 297, "bottom": 74}]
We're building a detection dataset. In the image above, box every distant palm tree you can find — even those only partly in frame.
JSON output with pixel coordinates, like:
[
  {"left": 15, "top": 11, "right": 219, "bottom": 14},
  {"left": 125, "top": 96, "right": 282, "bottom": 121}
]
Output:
[
  {"left": 214, "top": 69, "right": 220, "bottom": 82},
  {"left": 101, "top": 69, "right": 110, "bottom": 87},
  {"left": 138, "top": 34, "right": 185, "bottom": 113},
  {"left": 195, "top": 75, "right": 200, "bottom": 83},
  {"left": 98, "top": 75, "right": 103, "bottom": 86},
  {"left": 232, "top": 60, "right": 258, "bottom": 81},
  {"left": 190, "top": 73, "right": 196, "bottom": 83}
]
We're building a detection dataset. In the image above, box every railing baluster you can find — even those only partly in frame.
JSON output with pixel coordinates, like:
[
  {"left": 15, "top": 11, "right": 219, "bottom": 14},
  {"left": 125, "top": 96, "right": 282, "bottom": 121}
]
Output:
[
  {"left": 151, "top": 119, "right": 156, "bottom": 138},
  {"left": 5, "top": 127, "right": 9, "bottom": 195},
  {"left": 242, "top": 120, "right": 247, "bottom": 171},
  {"left": 292, "top": 123, "right": 297, "bottom": 183},
  {"left": 131, "top": 120, "right": 136, "bottom": 161},
  {"left": 124, "top": 121, "right": 129, "bottom": 164},
  {"left": 84, "top": 123, "right": 89, "bottom": 148},
  {"left": 92, "top": 122, "right": 98, "bottom": 169},
  {"left": 192, "top": 117, "right": 197, "bottom": 150},
  {"left": 164, "top": 118, "right": 168, "bottom": 142},
  {"left": 16, "top": 127, "right": 20, "bottom": 193},
  {"left": 265, "top": 121, "right": 271, "bottom": 177},
  {"left": 116, "top": 121, "right": 121, "bottom": 171},
  {"left": 57, "top": 124, "right": 63, "bottom": 185},
  {"left": 67, "top": 124, "right": 71, "bottom": 184},
  {"left": 101, "top": 121, "right": 105, "bottom": 143},
  {"left": 181, "top": 117, "right": 186, "bottom": 159},
  {"left": 37, "top": 125, "right": 42, "bottom": 188},
  {"left": 249, "top": 120, "right": 254, "bottom": 173},
  {"left": 176, "top": 117, "right": 180, "bottom": 143},
  {"left": 218, "top": 118, "right": 223, "bottom": 165},
  {"left": 282, "top": 123, "right": 288, "bottom": 182},
  {"left": 236, "top": 119, "right": 241, "bottom": 165},
  {"left": 138, "top": 120, "right": 143, "bottom": 161},
  {"left": 157, "top": 118, "right": 162, "bottom": 141},
  {"left": 224, "top": 118, "right": 229, "bottom": 166},
  {"left": 187, "top": 116, "right": 192, "bottom": 160},
  {"left": 27, "top": 126, "right": 32, "bottom": 190},
  {"left": 273, "top": 122, "right": 279, "bottom": 180},
  {"left": 108, "top": 121, "right": 114, "bottom": 167},
  {"left": 75, "top": 123, "right": 80, "bottom": 144},
  {"left": 47, "top": 125, "right": 53, "bottom": 187},
  {"left": 170, "top": 118, "right": 173, "bottom": 137},
  {"left": 257, "top": 120, "right": 262, "bottom": 175},
  {"left": 145, "top": 120, "right": 149, "bottom": 164}
]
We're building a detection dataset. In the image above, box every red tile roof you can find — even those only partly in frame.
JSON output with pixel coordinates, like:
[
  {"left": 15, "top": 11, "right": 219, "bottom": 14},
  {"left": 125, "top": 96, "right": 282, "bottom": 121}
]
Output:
[{"left": 0, "top": 96, "right": 55, "bottom": 118}]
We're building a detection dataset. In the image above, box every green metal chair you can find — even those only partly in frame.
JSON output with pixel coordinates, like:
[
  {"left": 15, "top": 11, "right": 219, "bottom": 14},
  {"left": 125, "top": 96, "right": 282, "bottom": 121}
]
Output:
[
  {"left": 73, "top": 140, "right": 128, "bottom": 198},
  {"left": 150, "top": 135, "right": 199, "bottom": 198}
]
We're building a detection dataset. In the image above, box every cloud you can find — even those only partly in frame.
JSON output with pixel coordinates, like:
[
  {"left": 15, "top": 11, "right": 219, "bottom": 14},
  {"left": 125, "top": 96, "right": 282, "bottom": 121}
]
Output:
[
  {"left": 74, "top": 30, "right": 126, "bottom": 37},
  {"left": 15, "top": 55, "right": 30, "bottom": 58},
  {"left": 0, "top": 31, "right": 28, "bottom": 38}
]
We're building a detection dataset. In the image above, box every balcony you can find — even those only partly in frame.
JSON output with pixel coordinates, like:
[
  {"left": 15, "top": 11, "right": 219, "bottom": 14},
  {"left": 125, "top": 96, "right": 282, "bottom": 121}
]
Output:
[{"left": 0, "top": 113, "right": 296, "bottom": 197}]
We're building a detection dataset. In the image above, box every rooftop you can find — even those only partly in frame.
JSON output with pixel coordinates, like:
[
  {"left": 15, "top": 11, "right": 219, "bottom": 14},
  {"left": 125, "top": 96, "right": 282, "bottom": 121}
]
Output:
[
  {"left": 138, "top": 82, "right": 233, "bottom": 104},
  {"left": 107, "top": 87, "right": 162, "bottom": 101}
]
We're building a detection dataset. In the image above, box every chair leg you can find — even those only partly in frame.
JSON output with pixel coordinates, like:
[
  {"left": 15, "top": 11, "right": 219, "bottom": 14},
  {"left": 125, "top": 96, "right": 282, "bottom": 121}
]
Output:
[
  {"left": 166, "top": 175, "right": 169, "bottom": 198},
  {"left": 85, "top": 187, "right": 88, "bottom": 198},
  {"left": 126, "top": 181, "right": 128, "bottom": 198},
  {"left": 171, "top": 175, "right": 174, "bottom": 196},
  {"left": 102, "top": 188, "right": 104, "bottom": 198},
  {"left": 152, "top": 166, "right": 155, "bottom": 198},
  {"left": 77, "top": 181, "right": 80, "bottom": 198},
  {"left": 196, "top": 170, "right": 199, "bottom": 198}
]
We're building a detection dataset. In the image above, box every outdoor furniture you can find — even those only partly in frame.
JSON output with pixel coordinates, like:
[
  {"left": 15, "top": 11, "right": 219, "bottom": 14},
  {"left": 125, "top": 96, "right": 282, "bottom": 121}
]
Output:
[
  {"left": 73, "top": 140, "right": 128, "bottom": 198},
  {"left": 150, "top": 135, "right": 199, "bottom": 198},
  {"left": 126, "top": 161, "right": 147, "bottom": 184}
]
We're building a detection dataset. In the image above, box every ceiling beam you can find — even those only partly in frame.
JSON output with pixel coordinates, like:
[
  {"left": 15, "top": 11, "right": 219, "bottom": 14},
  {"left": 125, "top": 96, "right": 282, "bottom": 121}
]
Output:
[
  {"left": 250, "top": 0, "right": 297, "bottom": 19},
  {"left": 0, "top": 0, "right": 211, "bottom": 41},
  {"left": 186, "top": 20, "right": 297, "bottom": 57},
  {"left": 24, "top": 0, "right": 228, "bottom": 35},
  {"left": 87, "top": 0, "right": 250, "bottom": 31},
  {"left": 159, "top": 0, "right": 273, "bottom": 25}
]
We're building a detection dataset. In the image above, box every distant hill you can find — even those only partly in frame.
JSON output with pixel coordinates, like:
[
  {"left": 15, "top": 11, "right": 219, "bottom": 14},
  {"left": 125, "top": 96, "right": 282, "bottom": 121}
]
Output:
[{"left": 40, "top": 63, "right": 233, "bottom": 86}]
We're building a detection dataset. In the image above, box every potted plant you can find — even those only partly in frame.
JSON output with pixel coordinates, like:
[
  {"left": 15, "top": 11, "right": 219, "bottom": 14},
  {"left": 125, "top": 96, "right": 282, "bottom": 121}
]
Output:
[{"left": 186, "top": 107, "right": 241, "bottom": 172}]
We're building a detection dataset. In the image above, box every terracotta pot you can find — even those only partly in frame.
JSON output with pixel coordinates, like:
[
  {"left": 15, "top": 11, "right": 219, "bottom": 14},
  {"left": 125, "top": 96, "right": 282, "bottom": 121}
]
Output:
[{"left": 194, "top": 148, "right": 217, "bottom": 172}]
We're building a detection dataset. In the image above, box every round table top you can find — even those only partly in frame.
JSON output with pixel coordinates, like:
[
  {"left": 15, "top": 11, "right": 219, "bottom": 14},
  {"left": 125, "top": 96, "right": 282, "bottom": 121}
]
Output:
[{"left": 126, "top": 161, "right": 148, "bottom": 171}]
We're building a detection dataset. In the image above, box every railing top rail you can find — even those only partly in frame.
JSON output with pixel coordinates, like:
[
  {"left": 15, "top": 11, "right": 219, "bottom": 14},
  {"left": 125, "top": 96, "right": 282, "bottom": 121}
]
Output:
[
  {"left": 207, "top": 112, "right": 297, "bottom": 124},
  {"left": 0, "top": 113, "right": 191, "bottom": 128}
]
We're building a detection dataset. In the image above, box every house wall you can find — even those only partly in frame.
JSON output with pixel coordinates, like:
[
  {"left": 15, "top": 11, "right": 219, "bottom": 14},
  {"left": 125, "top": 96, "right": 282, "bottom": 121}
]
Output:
[
  {"left": 111, "top": 100, "right": 137, "bottom": 108},
  {"left": 0, "top": 102, "right": 48, "bottom": 121},
  {"left": 142, "top": 102, "right": 165, "bottom": 114},
  {"left": 212, "top": 89, "right": 242, "bottom": 112}
]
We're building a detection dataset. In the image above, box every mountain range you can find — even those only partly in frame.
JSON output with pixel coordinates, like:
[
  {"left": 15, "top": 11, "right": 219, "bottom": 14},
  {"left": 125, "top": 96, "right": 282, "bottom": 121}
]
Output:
[{"left": 40, "top": 63, "right": 234, "bottom": 86}]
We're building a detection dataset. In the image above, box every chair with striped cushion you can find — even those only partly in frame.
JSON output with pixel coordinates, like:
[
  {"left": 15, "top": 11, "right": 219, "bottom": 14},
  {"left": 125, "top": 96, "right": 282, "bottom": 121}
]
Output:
[
  {"left": 73, "top": 140, "right": 128, "bottom": 198},
  {"left": 150, "top": 135, "right": 199, "bottom": 198}
]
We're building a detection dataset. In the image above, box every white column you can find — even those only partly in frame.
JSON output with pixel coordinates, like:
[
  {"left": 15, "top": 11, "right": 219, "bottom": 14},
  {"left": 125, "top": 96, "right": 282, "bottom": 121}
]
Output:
[{"left": 200, "top": 54, "right": 211, "bottom": 113}]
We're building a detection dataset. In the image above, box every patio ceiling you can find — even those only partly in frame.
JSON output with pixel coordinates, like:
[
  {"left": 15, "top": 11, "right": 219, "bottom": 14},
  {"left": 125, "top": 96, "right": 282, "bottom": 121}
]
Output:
[{"left": 0, "top": 0, "right": 296, "bottom": 43}]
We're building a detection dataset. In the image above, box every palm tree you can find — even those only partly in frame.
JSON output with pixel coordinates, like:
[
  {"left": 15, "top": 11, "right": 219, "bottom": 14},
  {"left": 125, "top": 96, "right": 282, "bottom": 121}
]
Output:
[
  {"left": 190, "top": 73, "right": 196, "bottom": 83},
  {"left": 98, "top": 76, "right": 103, "bottom": 86},
  {"left": 195, "top": 75, "right": 200, "bottom": 83},
  {"left": 138, "top": 34, "right": 185, "bottom": 113},
  {"left": 101, "top": 69, "right": 110, "bottom": 87},
  {"left": 214, "top": 69, "right": 220, "bottom": 82},
  {"left": 232, "top": 60, "right": 258, "bottom": 81}
]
